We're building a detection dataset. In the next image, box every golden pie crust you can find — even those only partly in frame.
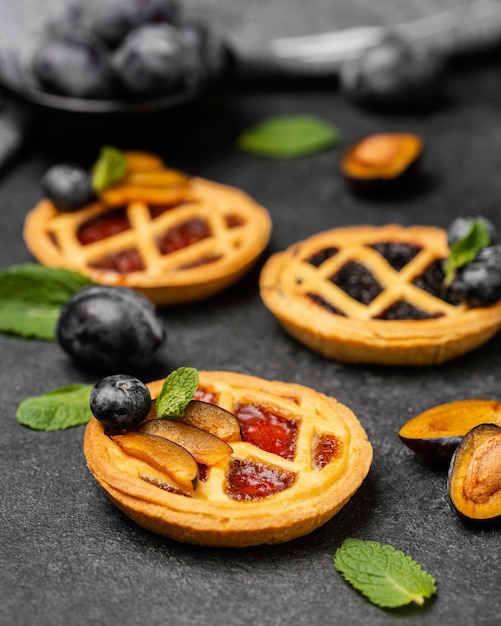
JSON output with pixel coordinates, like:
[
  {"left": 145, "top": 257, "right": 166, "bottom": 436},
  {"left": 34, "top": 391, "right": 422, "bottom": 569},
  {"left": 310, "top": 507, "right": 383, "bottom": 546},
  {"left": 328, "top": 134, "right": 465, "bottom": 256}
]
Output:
[
  {"left": 24, "top": 152, "right": 272, "bottom": 305},
  {"left": 259, "top": 224, "right": 501, "bottom": 366},
  {"left": 83, "top": 371, "right": 372, "bottom": 547}
]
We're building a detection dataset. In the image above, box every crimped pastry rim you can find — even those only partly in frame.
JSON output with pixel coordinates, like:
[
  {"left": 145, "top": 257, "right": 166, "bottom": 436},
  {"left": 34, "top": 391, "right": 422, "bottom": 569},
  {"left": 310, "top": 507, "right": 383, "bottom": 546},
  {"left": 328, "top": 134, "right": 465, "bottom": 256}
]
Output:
[
  {"left": 259, "top": 224, "right": 501, "bottom": 365},
  {"left": 83, "top": 371, "right": 372, "bottom": 547}
]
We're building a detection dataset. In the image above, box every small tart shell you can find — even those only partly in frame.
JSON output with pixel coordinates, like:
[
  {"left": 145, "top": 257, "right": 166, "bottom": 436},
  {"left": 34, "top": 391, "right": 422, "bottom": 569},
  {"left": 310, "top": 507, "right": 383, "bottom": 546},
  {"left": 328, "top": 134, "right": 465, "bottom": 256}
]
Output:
[
  {"left": 83, "top": 371, "right": 372, "bottom": 547},
  {"left": 24, "top": 154, "right": 272, "bottom": 305},
  {"left": 259, "top": 224, "right": 501, "bottom": 366}
]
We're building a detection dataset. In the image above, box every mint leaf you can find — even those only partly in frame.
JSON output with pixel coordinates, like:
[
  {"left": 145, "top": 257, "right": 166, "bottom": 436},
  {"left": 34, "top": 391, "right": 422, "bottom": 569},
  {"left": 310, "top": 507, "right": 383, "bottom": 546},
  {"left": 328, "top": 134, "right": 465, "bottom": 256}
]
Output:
[
  {"left": 334, "top": 538, "right": 437, "bottom": 608},
  {"left": 92, "top": 146, "right": 128, "bottom": 192},
  {"left": 156, "top": 367, "right": 199, "bottom": 418},
  {"left": 444, "top": 219, "right": 491, "bottom": 286},
  {"left": 0, "top": 264, "right": 94, "bottom": 339},
  {"left": 238, "top": 115, "right": 340, "bottom": 159},
  {"left": 16, "top": 384, "right": 94, "bottom": 431}
]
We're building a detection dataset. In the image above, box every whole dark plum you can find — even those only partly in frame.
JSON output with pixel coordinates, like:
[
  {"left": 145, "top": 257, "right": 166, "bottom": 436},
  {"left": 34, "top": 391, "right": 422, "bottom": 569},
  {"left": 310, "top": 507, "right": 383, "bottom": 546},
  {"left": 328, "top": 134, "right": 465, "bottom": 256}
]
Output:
[
  {"left": 71, "top": 0, "right": 180, "bottom": 47},
  {"left": 56, "top": 285, "right": 166, "bottom": 372},
  {"left": 42, "top": 164, "right": 95, "bottom": 212},
  {"left": 111, "top": 23, "right": 186, "bottom": 96},
  {"left": 339, "top": 35, "right": 444, "bottom": 107},
  {"left": 447, "top": 216, "right": 497, "bottom": 249},
  {"left": 31, "top": 30, "right": 117, "bottom": 99},
  {"left": 179, "top": 21, "right": 231, "bottom": 88},
  {"left": 90, "top": 374, "right": 152, "bottom": 433},
  {"left": 453, "top": 244, "right": 501, "bottom": 307}
]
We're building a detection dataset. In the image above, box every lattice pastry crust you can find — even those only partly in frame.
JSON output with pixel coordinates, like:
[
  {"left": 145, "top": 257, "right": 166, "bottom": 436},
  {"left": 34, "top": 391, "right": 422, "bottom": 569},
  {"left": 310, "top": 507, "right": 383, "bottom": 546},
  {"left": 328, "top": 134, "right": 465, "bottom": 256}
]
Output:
[
  {"left": 84, "top": 371, "right": 372, "bottom": 547},
  {"left": 24, "top": 153, "right": 272, "bottom": 305},
  {"left": 259, "top": 224, "right": 501, "bottom": 365}
]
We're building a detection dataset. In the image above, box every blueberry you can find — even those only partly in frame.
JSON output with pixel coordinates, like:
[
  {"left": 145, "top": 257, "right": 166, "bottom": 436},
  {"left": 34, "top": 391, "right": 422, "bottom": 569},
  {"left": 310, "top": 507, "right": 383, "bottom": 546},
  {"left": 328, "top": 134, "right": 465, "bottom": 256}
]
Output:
[
  {"left": 71, "top": 0, "right": 180, "bottom": 48},
  {"left": 112, "top": 23, "right": 186, "bottom": 97},
  {"left": 42, "top": 164, "right": 95, "bottom": 212},
  {"left": 339, "top": 35, "right": 444, "bottom": 107},
  {"left": 453, "top": 244, "right": 501, "bottom": 306},
  {"left": 90, "top": 374, "right": 152, "bottom": 432},
  {"left": 56, "top": 285, "right": 166, "bottom": 372},
  {"left": 447, "top": 216, "right": 497, "bottom": 249},
  {"left": 31, "top": 29, "right": 118, "bottom": 99}
]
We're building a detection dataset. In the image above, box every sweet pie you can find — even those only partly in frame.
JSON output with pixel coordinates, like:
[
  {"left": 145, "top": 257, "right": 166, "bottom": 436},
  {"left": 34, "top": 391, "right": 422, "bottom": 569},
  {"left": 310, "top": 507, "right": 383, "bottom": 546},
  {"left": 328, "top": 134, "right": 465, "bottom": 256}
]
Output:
[
  {"left": 259, "top": 224, "right": 501, "bottom": 365},
  {"left": 24, "top": 152, "right": 272, "bottom": 305},
  {"left": 83, "top": 371, "right": 372, "bottom": 547}
]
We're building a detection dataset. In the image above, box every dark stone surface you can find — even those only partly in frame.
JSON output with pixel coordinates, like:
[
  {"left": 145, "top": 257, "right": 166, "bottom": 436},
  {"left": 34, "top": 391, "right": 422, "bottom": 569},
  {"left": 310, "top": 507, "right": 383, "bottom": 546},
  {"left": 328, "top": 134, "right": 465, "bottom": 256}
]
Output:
[{"left": 1, "top": 2, "right": 501, "bottom": 626}]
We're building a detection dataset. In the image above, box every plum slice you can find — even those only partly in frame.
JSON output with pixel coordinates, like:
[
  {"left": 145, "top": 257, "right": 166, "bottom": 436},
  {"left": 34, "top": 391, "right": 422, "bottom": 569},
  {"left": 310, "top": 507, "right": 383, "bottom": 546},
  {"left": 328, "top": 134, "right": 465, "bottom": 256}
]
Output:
[
  {"left": 138, "top": 419, "right": 233, "bottom": 466},
  {"left": 175, "top": 400, "right": 242, "bottom": 443},
  {"left": 399, "top": 399, "right": 501, "bottom": 464},
  {"left": 111, "top": 432, "right": 199, "bottom": 490}
]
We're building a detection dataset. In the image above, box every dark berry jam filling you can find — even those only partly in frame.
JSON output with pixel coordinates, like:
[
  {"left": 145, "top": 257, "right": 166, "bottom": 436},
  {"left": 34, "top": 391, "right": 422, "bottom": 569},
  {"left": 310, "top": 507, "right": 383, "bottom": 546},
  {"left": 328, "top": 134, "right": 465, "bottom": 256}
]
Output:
[
  {"left": 413, "top": 260, "right": 461, "bottom": 305},
  {"left": 371, "top": 242, "right": 421, "bottom": 271},
  {"left": 307, "top": 292, "right": 345, "bottom": 315},
  {"left": 225, "top": 459, "right": 297, "bottom": 501},
  {"left": 330, "top": 261, "right": 383, "bottom": 304},
  {"left": 77, "top": 208, "right": 130, "bottom": 245},
  {"left": 374, "top": 300, "right": 443, "bottom": 320},
  {"left": 90, "top": 248, "right": 144, "bottom": 272},
  {"left": 313, "top": 434, "right": 342, "bottom": 470},
  {"left": 234, "top": 403, "right": 298, "bottom": 461},
  {"left": 306, "top": 247, "right": 339, "bottom": 267},
  {"left": 157, "top": 217, "right": 210, "bottom": 255}
]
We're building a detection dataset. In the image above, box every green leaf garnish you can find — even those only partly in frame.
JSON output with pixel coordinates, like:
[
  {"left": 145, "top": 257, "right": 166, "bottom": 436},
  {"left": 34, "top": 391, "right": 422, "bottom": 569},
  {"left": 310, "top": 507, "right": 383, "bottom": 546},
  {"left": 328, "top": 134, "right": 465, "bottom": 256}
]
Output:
[
  {"left": 0, "top": 264, "right": 94, "bottom": 340},
  {"left": 156, "top": 367, "right": 199, "bottom": 419},
  {"left": 16, "top": 384, "right": 94, "bottom": 431},
  {"left": 238, "top": 115, "right": 340, "bottom": 159},
  {"left": 444, "top": 219, "right": 491, "bottom": 286},
  {"left": 92, "top": 146, "right": 128, "bottom": 192},
  {"left": 334, "top": 538, "right": 437, "bottom": 609}
]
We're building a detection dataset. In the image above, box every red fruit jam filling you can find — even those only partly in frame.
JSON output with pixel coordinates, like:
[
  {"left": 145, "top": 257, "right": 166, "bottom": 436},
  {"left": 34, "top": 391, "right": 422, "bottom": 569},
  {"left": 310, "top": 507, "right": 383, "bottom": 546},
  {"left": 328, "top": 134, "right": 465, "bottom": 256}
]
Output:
[
  {"left": 90, "top": 248, "right": 144, "bottom": 272},
  {"left": 225, "top": 214, "right": 245, "bottom": 228},
  {"left": 77, "top": 208, "right": 130, "bottom": 245},
  {"left": 330, "top": 261, "right": 383, "bottom": 304},
  {"left": 313, "top": 434, "right": 343, "bottom": 470},
  {"left": 234, "top": 403, "right": 298, "bottom": 461},
  {"left": 157, "top": 217, "right": 210, "bottom": 255},
  {"left": 225, "top": 459, "right": 297, "bottom": 501},
  {"left": 194, "top": 389, "right": 218, "bottom": 404}
]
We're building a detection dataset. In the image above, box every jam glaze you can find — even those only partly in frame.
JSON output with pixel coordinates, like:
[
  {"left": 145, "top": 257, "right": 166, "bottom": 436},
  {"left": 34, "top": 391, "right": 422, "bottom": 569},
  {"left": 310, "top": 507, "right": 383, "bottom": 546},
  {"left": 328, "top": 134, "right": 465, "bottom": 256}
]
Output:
[{"left": 74, "top": 201, "right": 248, "bottom": 274}]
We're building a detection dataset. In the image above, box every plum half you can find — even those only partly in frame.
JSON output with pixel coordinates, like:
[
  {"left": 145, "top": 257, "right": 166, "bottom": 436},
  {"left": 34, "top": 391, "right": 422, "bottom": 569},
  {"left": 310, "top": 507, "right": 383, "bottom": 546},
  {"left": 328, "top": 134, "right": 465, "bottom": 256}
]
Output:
[
  {"left": 399, "top": 399, "right": 501, "bottom": 464},
  {"left": 341, "top": 132, "right": 424, "bottom": 188},
  {"left": 448, "top": 423, "right": 501, "bottom": 524}
]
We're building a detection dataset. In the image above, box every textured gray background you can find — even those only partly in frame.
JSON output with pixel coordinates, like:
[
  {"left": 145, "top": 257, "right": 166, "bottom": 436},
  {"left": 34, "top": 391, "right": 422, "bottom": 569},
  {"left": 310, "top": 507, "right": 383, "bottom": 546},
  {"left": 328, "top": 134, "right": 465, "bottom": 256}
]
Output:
[{"left": 1, "top": 1, "right": 501, "bottom": 626}]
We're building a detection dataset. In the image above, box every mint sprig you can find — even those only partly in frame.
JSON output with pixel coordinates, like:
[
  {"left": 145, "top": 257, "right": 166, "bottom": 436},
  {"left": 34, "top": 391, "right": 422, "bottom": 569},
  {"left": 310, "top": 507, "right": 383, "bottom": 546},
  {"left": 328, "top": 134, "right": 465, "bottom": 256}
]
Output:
[
  {"left": 444, "top": 219, "right": 491, "bottom": 286},
  {"left": 0, "top": 264, "right": 94, "bottom": 339},
  {"left": 16, "top": 384, "right": 94, "bottom": 431},
  {"left": 334, "top": 538, "right": 437, "bottom": 609},
  {"left": 156, "top": 367, "right": 199, "bottom": 419},
  {"left": 238, "top": 115, "right": 340, "bottom": 159},
  {"left": 92, "top": 146, "right": 128, "bottom": 192}
]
